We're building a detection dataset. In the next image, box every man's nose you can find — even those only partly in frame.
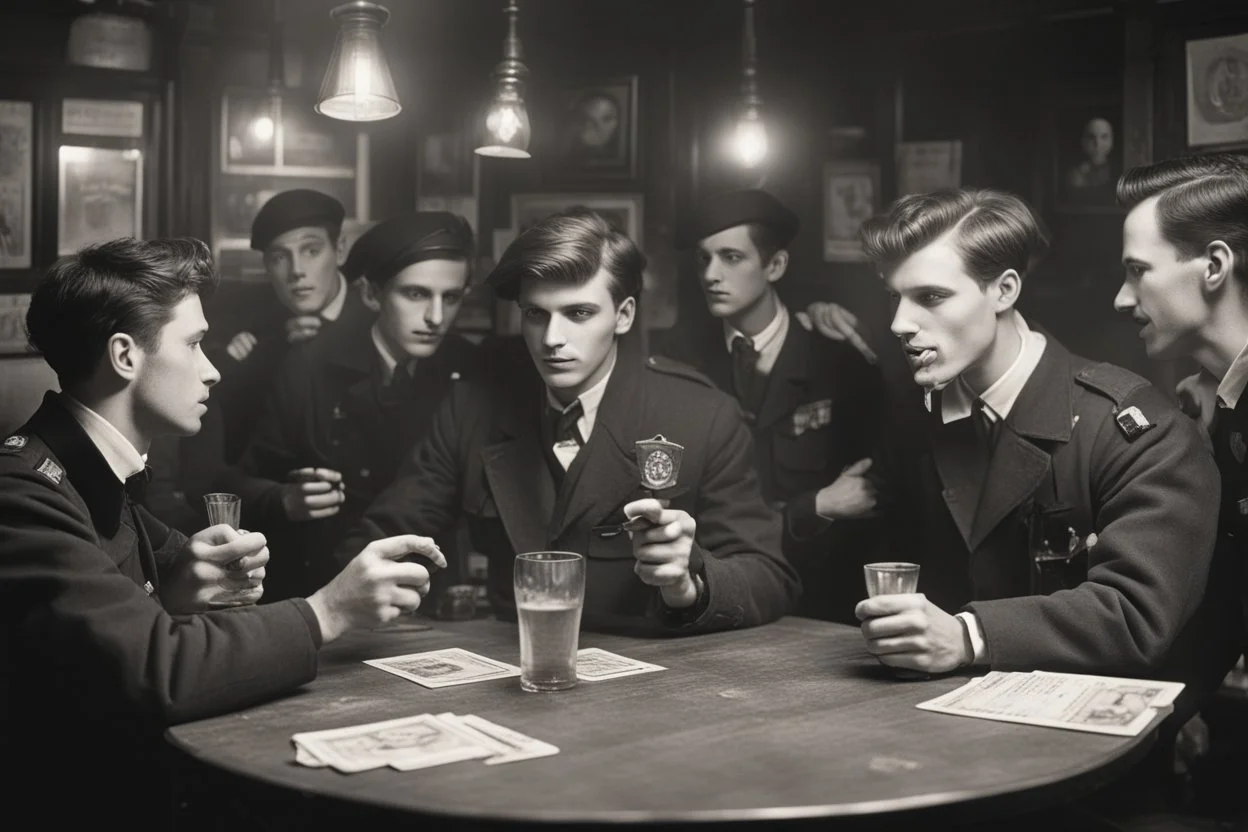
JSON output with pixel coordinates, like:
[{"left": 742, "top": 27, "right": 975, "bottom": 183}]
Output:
[
  {"left": 426, "top": 297, "right": 444, "bottom": 328},
  {"left": 1112, "top": 282, "right": 1136, "bottom": 313}
]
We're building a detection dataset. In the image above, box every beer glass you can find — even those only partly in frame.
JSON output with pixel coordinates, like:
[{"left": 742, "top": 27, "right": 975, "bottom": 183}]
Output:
[
  {"left": 863, "top": 562, "right": 926, "bottom": 680},
  {"left": 514, "top": 551, "right": 585, "bottom": 692}
]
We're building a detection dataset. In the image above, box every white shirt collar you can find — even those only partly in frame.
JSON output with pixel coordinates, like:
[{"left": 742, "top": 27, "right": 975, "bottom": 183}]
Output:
[
  {"left": 937, "top": 311, "right": 1048, "bottom": 424},
  {"left": 320, "top": 273, "right": 349, "bottom": 322},
  {"left": 546, "top": 349, "right": 616, "bottom": 445},
  {"left": 370, "top": 323, "right": 407, "bottom": 385},
  {"left": 723, "top": 295, "right": 790, "bottom": 377},
  {"left": 1217, "top": 337, "right": 1248, "bottom": 410},
  {"left": 60, "top": 394, "right": 147, "bottom": 483}
]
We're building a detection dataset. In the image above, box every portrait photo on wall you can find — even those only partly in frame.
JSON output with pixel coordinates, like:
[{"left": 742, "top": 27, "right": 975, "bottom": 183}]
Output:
[
  {"left": 1043, "top": 88, "right": 1124, "bottom": 214},
  {"left": 58, "top": 146, "right": 143, "bottom": 256},
  {"left": 547, "top": 76, "right": 638, "bottom": 179},
  {"left": 823, "top": 160, "right": 879, "bottom": 262},
  {"left": 1186, "top": 31, "right": 1248, "bottom": 149}
]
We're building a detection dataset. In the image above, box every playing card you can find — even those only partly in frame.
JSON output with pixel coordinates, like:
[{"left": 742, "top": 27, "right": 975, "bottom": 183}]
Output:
[
  {"left": 575, "top": 647, "right": 667, "bottom": 681},
  {"left": 291, "top": 714, "right": 493, "bottom": 773},
  {"left": 364, "top": 647, "right": 520, "bottom": 688},
  {"left": 293, "top": 741, "right": 328, "bottom": 768},
  {"left": 429, "top": 713, "right": 560, "bottom": 766}
]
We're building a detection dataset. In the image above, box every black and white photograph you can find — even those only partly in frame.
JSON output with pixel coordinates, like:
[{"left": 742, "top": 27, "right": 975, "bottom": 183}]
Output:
[{"left": 550, "top": 76, "right": 638, "bottom": 178}]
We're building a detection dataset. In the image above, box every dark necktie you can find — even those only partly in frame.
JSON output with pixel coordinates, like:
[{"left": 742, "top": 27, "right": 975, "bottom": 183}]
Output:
[
  {"left": 553, "top": 400, "right": 585, "bottom": 447},
  {"left": 731, "top": 335, "right": 762, "bottom": 414},
  {"left": 972, "top": 398, "right": 999, "bottom": 454},
  {"left": 124, "top": 466, "right": 151, "bottom": 505}
]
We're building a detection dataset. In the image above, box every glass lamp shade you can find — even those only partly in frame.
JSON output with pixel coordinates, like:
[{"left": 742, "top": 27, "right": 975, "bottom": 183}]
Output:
[
  {"left": 476, "top": 88, "right": 531, "bottom": 158},
  {"left": 315, "top": 2, "right": 401, "bottom": 122},
  {"left": 733, "top": 108, "right": 769, "bottom": 168}
]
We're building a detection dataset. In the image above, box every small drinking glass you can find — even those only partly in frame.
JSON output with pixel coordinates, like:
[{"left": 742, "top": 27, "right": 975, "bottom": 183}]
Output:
[
  {"left": 513, "top": 551, "right": 585, "bottom": 692},
  {"left": 863, "top": 562, "right": 926, "bottom": 680},
  {"left": 203, "top": 492, "right": 241, "bottom": 529}
]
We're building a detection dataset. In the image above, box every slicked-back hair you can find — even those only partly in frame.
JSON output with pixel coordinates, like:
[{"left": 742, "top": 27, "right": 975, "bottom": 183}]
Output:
[
  {"left": 1117, "top": 152, "right": 1248, "bottom": 284},
  {"left": 490, "top": 207, "right": 645, "bottom": 305},
  {"left": 27, "top": 237, "right": 218, "bottom": 385},
  {"left": 860, "top": 188, "right": 1050, "bottom": 285}
]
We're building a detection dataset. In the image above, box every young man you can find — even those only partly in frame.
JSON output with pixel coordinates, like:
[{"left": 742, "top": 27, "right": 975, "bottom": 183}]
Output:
[
  {"left": 336, "top": 208, "right": 799, "bottom": 634},
  {"left": 2, "top": 238, "right": 443, "bottom": 824},
  {"left": 1112, "top": 152, "right": 1248, "bottom": 672},
  {"left": 218, "top": 212, "right": 481, "bottom": 601},
  {"left": 852, "top": 189, "right": 1221, "bottom": 700},
  {"left": 669, "top": 189, "right": 886, "bottom": 623}
]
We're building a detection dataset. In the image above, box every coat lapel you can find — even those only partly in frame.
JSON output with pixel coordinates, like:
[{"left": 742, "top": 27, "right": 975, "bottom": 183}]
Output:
[
  {"left": 753, "top": 320, "right": 809, "bottom": 432},
  {"left": 550, "top": 352, "right": 647, "bottom": 541},
  {"left": 930, "top": 407, "right": 984, "bottom": 547},
  {"left": 481, "top": 378, "right": 556, "bottom": 555},
  {"left": 967, "top": 339, "right": 1073, "bottom": 551}
]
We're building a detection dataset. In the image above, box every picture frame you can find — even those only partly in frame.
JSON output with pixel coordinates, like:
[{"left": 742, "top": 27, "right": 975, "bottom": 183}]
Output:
[
  {"left": 511, "top": 192, "right": 643, "bottom": 245},
  {"left": 823, "top": 160, "right": 879, "bottom": 262},
  {"left": 62, "top": 99, "right": 144, "bottom": 138},
  {"left": 0, "top": 100, "right": 34, "bottom": 270},
  {"left": 1186, "top": 32, "right": 1248, "bottom": 149},
  {"left": 547, "top": 76, "right": 639, "bottom": 180},
  {"left": 1042, "top": 85, "right": 1124, "bottom": 215},
  {"left": 57, "top": 146, "right": 143, "bottom": 256},
  {"left": 221, "top": 89, "right": 356, "bottom": 177},
  {"left": 0, "top": 293, "right": 33, "bottom": 355}
]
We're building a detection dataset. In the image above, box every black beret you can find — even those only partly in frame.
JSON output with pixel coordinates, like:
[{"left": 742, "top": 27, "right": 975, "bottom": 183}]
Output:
[
  {"left": 677, "top": 188, "right": 799, "bottom": 250},
  {"left": 250, "top": 189, "right": 346, "bottom": 251},
  {"left": 342, "top": 211, "right": 475, "bottom": 286}
]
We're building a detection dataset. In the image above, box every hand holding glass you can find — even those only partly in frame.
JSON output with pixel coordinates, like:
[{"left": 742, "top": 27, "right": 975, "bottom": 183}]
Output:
[
  {"left": 203, "top": 492, "right": 249, "bottom": 578},
  {"left": 863, "top": 562, "right": 927, "bottom": 680},
  {"left": 514, "top": 552, "right": 585, "bottom": 692}
]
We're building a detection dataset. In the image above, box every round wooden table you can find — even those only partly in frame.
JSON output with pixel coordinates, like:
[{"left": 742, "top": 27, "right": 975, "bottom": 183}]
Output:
[{"left": 166, "top": 616, "right": 1159, "bottom": 829}]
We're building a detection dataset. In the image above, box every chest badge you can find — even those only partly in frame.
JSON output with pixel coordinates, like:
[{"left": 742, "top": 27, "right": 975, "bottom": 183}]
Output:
[
  {"left": 35, "top": 456, "right": 64, "bottom": 485},
  {"left": 791, "top": 399, "right": 833, "bottom": 437},
  {"left": 635, "top": 434, "right": 684, "bottom": 492},
  {"left": 1231, "top": 431, "right": 1247, "bottom": 464},
  {"left": 1114, "top": 406, "right": 1155, "bottom": 441},
  {"left": 3, "top": 435, "right": 27, "bottom": 450}
]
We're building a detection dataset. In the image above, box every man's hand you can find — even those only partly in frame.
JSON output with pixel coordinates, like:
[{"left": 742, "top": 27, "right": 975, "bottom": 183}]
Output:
[
  {"left": 226, "top": 331, "right": 258, "bottom": 362},
  {"left": 855, "top": 593, "right": 971, "bottom": 674},
  {"left": 285, "top": 315, "right": 323, "bottom": 344},
  {"left": 623, "top": 497, "right": 700, "bottom": 609},
  {"left": 306, "top": 535, "right": 446, "bottom": 643},
  {"left": 1176, "top": 371, "right": 1217, "bottom": 432},
  {"left": 280, "top": 467, "right": 345, "bottom": 522},
  {"left": 815, "top": 458, "right": 878, "bottom": 520},
  {"left": 795, "top": 302, "right": 878, "bottom": 365},
  {"left": 163, "top": 525, "right": 269, "bottom": 613}
]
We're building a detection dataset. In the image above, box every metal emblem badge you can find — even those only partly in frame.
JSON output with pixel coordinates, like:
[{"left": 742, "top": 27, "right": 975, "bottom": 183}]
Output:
[
  {"left": 635, "top": 434, "right": 684, "bottom": 492},
  {"left": 1114, "top": 406, "right": 1154, "bottom": 441},
  {"left": 3, "top": 435, "right": 27, "bottom": 450}
]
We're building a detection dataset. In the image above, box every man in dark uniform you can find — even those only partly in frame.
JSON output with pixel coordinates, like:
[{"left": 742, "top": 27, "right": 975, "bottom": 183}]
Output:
[
  {"left": 2, "top": 237, "right": 445, "bottom": 825},
  {"left": 337, "top": 208, "right": 799, "bottom": 634},
  {"left": 178, "top": 189, "right": 375, "bottom": 511},
  {"left": 668, "top": 189, "right": 887, "bottom": 623},
  {"left": 853, "top": 189, "right": 1227, "bottom": 720},
  {"left": 218, "top": 211, "right": 480, "bottom": 601}
]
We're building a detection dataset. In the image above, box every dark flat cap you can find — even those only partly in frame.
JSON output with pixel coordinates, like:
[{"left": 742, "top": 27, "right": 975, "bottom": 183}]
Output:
[
  {"left": 250, "top": 189, "right": 346, "bottom": 251},
  {"left": 342, "top": 211, "right": 475, "bottom": 286},
  {"left": 677, "top": 188, "right": 799, "bottom": 249}
]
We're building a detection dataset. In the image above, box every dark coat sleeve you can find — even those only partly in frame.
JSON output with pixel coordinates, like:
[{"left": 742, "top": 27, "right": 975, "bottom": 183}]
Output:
[
  {"left": 968, "top": 385, "right": 1221, "bottom": 674},
  {"left": 0, "top": 462, "right": 321, "bottom": 726},
  {"left": 679, "top": 395, "right": 801, "bottom": 632}
]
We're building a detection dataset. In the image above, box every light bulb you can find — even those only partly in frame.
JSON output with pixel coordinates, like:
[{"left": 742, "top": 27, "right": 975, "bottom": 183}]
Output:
[{"left": 734, "top": 113, "right": 768, "bottom": 168}]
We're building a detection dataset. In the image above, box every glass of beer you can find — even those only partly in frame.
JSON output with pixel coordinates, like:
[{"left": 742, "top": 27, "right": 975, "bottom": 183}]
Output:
[
  {"left": 514, "top": 551, "right": 585, "bottom": 692},
  {"left": 863, "top": 562, "right": 921, "bottom": 597}
]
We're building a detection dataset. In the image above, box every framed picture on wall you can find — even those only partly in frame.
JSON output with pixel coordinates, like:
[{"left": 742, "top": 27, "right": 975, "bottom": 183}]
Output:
[
  {"left": 1186, "top": 32, "right": 1248, "bottom": 149},
  {"left": 511, "top": 192, "right": 643, "bottom": 244},
  {"left": 0, "top": 100, "right": 34, "bottom": 270},
  {"left": 0, "top": 293, "right": 32, "bottom": 355},
  {"left": 823, "top": 160, "right": 879, "bottom": 262},
  {"left": 57, "top": 146, "right": 143, "bottom": 255},
  {"left": 547, "top": 76, "right": 639, "bottom": 180},
  {"left": 1041, "top": 85, "right": 1124, "bottom": 215},
  {"left": 418, "top": 131, "right": 473, "bottom": 197}
]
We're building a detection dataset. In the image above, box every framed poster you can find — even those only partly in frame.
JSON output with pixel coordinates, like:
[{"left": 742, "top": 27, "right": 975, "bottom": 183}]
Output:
[
  {"left": 548, "top": 76, "right": 639, "bottom": 179},
  {"left": 823, "top": 160, "right": 879, "bottom": 262},
  {"left": 1186, "top": 31, "right": 1248, "bottom": 149},
  {"left": 0, "top": 101, "right": 33, "bottom": 270},
  {"left": 58, "top": 146, "right": 143, "bottom": 255}
]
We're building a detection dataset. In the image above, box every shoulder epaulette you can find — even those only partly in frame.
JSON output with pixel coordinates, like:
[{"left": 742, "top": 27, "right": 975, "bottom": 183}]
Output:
[
  {"left": 644, "top": 355, "right": 715, "bottom": 389},
  {"left": 1074, "top": 362, "right": 1150, "bottom": 406}
]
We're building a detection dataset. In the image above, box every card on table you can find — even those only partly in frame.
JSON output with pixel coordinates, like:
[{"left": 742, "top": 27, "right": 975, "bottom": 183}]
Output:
[
  {"left": 292, "top": 714, "right": 493, "bottom": 773},
  {"left": 575, "top": 647, "right": 667, "bottom": 681},
  {"left": 364, "top": 647, "right": 520, "bottom": 689}
]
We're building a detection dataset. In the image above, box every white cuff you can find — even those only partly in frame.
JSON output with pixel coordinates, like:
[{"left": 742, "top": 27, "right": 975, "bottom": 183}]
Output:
[{"left": 955, "top": 611, "right": 987, "bottom": 666}]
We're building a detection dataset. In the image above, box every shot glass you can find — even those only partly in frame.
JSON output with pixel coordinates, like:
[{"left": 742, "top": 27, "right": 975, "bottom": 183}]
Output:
[
  {"left": 203, "top": 492, "right": 241, "bottom": 529},
  {"left": 513, "top": 552, "right": 585, "bottom": 692},
  {"left": 863, "top": 562, "right": 926, "bottom": 680}
]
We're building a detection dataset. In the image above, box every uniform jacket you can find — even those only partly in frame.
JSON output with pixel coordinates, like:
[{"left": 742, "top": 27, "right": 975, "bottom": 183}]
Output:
[
  {"left": 0, "top": 393, "right": 321, "bottom": 820},
  {"left": 336, "top": 342, "right": 800, "bottom": 635},
  {"left": 666, "top": 312, "right": 887, "bottom": 622},
  {"left": 885, "top": 334, "right": 1235, "bottom": 719},
  {"left": 219, "top": 318, "right": 480, "bottom": 600},
  {"left": 1207, "top": 394, "right": 1248, "bottom": 662}
]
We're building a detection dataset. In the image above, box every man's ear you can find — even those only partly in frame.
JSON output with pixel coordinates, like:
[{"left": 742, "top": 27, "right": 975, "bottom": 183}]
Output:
[
  {"left": 1205, "top": 240, "right": 1235, "bottom": 295},
  {"left": 107, "top": 333, "right": 142, "bottom": 381},
  {"left": 614, "top": 296, "right": 637, "bottom": 335},
  {"left": 359, "top": 279, "right": 382, "bottom": 313},
  {"left": 993, "top": 269, "right": 1022, "bottom": 313},
  {"left": 765, "top": 249, "right": 790, "bottom": 284}
]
